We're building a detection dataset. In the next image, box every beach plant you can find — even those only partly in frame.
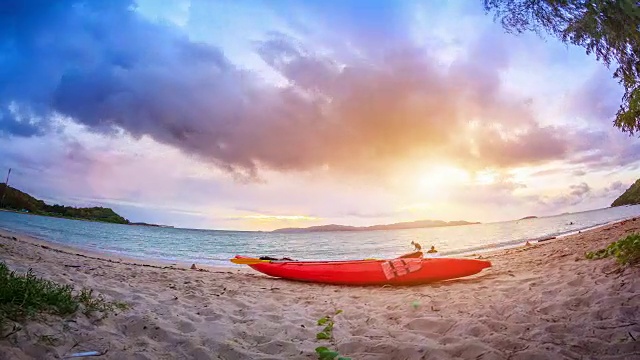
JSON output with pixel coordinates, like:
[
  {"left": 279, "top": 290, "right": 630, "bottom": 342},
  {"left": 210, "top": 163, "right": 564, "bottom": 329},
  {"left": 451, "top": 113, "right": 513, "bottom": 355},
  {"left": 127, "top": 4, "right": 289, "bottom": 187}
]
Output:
[
  {"left": 316, "top": 309, "right": 342, "bottom": 340},
  {"left": 77, "top": 288, "right": 129, "bottom": 316},
  {"left": 585, "top": 233, "right": 640, "bottom": 265},
  {"left": 0, "top": 262, "right": 128, "bottom": 330},
  {"left": 314, "top": 310, "right": 351, "bottom": 360},
  {"left": 0, "top": 262, "right": 78, "bottom": 324},
  {"left": 315, "top": 346, "right": 351, "bottom": 360}
]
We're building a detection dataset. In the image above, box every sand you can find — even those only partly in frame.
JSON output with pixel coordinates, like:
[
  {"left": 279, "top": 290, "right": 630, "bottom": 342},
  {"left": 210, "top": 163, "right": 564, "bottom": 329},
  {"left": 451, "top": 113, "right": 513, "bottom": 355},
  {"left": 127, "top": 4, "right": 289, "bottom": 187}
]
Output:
[{"left": 1, "top": 219, "right": 639, "bottom": 360}]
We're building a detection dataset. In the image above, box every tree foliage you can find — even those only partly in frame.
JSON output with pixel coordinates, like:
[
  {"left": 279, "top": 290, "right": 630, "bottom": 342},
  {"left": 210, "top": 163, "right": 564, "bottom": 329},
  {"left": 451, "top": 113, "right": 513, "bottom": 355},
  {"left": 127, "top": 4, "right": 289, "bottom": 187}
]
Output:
[
  {"left": 0, "top": 183, "right": 129, "bottom": 224},
  {"left": 484, "top": 0, "right": 640, "bottom": 134}
]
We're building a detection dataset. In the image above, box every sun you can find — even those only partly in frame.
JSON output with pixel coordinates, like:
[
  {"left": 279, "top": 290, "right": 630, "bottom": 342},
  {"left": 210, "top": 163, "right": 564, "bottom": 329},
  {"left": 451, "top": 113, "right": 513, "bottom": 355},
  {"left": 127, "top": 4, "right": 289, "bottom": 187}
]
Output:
[
  {"left": 416, "top": 165, "right": 471, "bottom": 196},
  {"left": 475, "top": 169, "right": 498, "bottom": 185}
]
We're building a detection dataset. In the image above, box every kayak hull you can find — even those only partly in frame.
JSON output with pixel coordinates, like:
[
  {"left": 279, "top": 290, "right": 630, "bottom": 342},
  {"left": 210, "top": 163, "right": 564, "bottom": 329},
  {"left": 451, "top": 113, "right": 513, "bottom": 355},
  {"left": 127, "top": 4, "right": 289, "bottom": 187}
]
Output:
[{"left": 234, "top": 256, "right": 491, "bottom": 285}]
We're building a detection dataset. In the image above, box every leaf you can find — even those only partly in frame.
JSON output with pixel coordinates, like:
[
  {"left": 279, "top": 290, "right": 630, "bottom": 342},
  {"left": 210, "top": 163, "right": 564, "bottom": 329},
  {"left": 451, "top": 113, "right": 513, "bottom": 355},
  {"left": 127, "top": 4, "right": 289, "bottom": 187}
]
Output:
[
  {"left": 337, "top": 357, "right": 352, "bottom": 360},
  {"left": 318, "top": 351, "right": 339, "bottom": 360},
  {"left": 335, "top": 309, "right": 343, "bottom": 315},
  {"left": 317, "top": 316, "right": 329, "bottom": 326},
  {"left": 585, "top": 233, "right": 640, "bottom": 265},
  {"left": 315, "top": 346, "right": 339, "bottom": 360},
  {"left": 316, "top": 332, "right": 331, "bottom": 340}
]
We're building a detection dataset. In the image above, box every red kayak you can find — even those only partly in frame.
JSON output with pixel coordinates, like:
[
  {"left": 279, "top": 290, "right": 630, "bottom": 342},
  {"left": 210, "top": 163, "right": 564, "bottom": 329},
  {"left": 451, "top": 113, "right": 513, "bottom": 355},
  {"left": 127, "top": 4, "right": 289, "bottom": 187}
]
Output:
[{"left": 233, "top": 255, "right": 491, "bottom": 285}]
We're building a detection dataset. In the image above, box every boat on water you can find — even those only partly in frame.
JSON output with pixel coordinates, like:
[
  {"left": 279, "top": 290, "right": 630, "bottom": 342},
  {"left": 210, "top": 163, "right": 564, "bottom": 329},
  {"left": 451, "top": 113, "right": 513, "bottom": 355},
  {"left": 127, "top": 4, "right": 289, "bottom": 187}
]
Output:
[{"left": 231, "top": 255, "right": 491, "bottom": 286}]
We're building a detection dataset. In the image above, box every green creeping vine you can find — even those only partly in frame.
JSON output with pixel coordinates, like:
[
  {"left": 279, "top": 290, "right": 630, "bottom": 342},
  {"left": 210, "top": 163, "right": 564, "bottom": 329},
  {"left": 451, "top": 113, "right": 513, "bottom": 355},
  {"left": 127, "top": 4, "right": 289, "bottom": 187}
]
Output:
[
  {"left": 315, "top": 310, "right": 339, "bottom": 340},
  {"left": 315, "top": 346, "right": 351, "bottom": 360},
  {"left": 586, "top": 233, "right": 640, "bottom": 265},
  {"left": 314, "top": 309, "right": 351, "bottom": 360}
]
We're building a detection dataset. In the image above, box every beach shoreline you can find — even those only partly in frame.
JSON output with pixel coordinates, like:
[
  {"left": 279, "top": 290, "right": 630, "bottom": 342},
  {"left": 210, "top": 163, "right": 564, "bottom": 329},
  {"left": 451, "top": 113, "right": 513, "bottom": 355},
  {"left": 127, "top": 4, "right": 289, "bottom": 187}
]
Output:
[
  {"left": 2, "top": 212, "right": 636, "bottom": 270},
  {"left": 0, "top": 228, "right": 243, "bottom": 273},
  {"left": 1, "top": 218, "right": 640, "bottom": 359}
]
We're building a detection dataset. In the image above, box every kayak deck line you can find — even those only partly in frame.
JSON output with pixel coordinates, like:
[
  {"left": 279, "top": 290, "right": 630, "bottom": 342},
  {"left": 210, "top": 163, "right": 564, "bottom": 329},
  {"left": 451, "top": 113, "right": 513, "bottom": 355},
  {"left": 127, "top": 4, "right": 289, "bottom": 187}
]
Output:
[{"left": 230, "top": 250, "right": 428, "bottom": 265}]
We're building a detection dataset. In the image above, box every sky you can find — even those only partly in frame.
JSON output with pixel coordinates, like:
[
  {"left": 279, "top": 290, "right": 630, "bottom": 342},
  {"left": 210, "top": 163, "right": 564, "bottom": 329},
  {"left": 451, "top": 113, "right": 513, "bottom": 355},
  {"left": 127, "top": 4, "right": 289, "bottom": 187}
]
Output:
[{"left": 1, "top": 0, "right": 639, "bottom": 231}]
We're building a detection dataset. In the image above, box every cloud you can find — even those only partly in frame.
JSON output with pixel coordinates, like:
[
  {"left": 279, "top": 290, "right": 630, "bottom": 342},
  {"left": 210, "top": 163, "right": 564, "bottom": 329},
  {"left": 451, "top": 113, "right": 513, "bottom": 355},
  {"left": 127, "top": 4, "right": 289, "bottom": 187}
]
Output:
[
  {"left": 566, "top": 130, "right": 640, "bottom": 171},
  {"left": 567, "top": 68, "right": 624, "bottom": 123},
  {"left": 539, "top": 184, "right": 590, "bottom": 208},
  {"left": 0, "top": 123, "right": 400, "bottom": 226},
  {"left": 0, "top": 104, "right": 49, "bottom": 137},
  {"left": 2, "top": 0, "right": 638, "bottom": 184},
  {"left": 460, "top": 123, "right": 570, "bottom": 169},
  {"left": 531, "top": 180, "right": 629, "bottom": 211},
  {"left": 569, "top": 182, "right": 591, "bottom": 197}
]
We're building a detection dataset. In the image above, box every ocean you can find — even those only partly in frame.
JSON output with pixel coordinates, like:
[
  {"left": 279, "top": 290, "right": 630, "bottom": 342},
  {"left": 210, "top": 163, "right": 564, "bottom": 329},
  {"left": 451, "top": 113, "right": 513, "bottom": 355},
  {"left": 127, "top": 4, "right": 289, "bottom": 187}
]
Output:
[{"left": 1, "top": 205, "right": 640, "bottom": 267}]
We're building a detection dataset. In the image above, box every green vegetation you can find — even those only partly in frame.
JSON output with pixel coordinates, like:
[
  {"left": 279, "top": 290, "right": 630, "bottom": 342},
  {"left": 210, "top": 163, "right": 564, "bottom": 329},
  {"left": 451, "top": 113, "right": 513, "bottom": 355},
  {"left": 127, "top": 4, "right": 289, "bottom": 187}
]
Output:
[
  {"left": 0, "top": 262, "right": 128, "bottom": 329},
  {"left": 315, "top": 346, "right": 350, "bottom": 360},
  {"left": 484, "top": 0, "right": 640, "bottom": 134},
  {"left": 0, "top": 183, "right": 129, "bottom": 224},
  {"left": 611, "top": 179, "right": 640, "bottom": 207},
  {"left": 315, "top": 312, "right": 338, "bottom": 340},
  {"left": 586, "top": 233, "right": 640, "bottom": 265},
  {"left": 77, "top": 288, "right": 129, "bottom": 316},
  {"left": 314, "top": 310, "right": 350, "bottom": 360},
  {"left": 0, "top": 262, "right": 77, "bottom": 323}
]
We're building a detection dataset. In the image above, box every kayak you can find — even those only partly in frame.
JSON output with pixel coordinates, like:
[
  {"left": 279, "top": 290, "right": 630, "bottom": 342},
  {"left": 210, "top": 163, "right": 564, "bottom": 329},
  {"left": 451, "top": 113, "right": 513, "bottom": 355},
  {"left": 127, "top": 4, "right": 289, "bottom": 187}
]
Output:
[{"left": 232, "top": 255, "right": 491, "bottom": 285}]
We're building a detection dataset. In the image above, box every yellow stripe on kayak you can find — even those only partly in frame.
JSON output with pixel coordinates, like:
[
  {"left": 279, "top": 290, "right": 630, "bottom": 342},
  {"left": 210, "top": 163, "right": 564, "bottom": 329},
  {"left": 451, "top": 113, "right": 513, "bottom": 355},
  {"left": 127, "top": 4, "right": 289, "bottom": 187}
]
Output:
[{"left": 229, "top": 258, "right": 272, "bottom": 265}]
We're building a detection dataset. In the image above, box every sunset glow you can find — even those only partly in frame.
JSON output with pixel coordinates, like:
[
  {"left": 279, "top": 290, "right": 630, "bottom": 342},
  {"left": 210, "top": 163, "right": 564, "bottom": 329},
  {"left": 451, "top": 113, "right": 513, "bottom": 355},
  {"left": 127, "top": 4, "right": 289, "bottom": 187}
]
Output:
[
  {"left": 474, "top": 170, "right": 498, "bottom": 185},
  {"left": 416, "top": 165, "right": 471, "bottom": 197},
  {"left": 1, "top": 0, "right": 639, "bottom": 231},
  {"left": 240, "top": 215, "right": 319, "bottom": 222}
]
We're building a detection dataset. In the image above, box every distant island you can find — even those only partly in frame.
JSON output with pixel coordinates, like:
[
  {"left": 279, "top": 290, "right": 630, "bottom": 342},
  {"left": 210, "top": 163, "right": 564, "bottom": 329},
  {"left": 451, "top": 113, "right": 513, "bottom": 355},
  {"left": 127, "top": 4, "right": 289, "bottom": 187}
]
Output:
[
  {"left": 0, "top": 183, "right": 176, "bottom": 227},
  {"left": 272, "top": 219, "right": 479, "bottom": 233},
  {"left": 519, "top": 216, "right": 538, "bottom": 220},
  {"left": 611, "top": 179, "right": 640, "bottom": 207}
]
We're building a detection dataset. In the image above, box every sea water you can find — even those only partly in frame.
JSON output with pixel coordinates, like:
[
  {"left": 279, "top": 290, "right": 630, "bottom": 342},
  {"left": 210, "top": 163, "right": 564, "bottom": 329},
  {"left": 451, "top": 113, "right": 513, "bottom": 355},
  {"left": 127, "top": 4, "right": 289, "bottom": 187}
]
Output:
[{"left": 1, "top": 205, "right": 640, "bottom": 267}]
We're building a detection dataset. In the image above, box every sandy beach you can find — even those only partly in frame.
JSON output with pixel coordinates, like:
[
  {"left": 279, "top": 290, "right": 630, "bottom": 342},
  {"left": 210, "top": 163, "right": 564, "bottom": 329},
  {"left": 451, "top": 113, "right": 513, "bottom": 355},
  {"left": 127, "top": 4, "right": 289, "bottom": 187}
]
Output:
[{"left": 1, "top": 220, "right": 640, "bottom": 360}]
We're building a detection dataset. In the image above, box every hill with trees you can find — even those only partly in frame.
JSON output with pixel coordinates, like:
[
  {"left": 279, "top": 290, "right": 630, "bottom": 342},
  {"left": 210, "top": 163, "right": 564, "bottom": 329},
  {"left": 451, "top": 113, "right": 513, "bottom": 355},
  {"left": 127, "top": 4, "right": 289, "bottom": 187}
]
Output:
[
  {"left": 611, "top": 179, "right": 640, "bottom": 207},
  {"left": 0, "top": 183, "right": 129, "bottom": 224}
]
